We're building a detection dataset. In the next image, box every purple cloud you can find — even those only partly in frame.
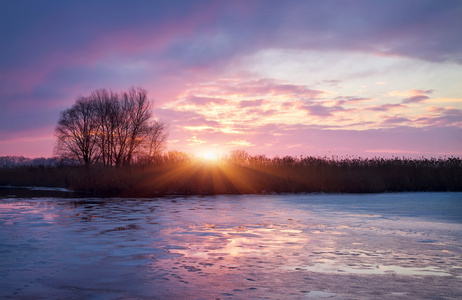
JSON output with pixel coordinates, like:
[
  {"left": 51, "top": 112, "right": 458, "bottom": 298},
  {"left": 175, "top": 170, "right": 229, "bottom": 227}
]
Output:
[
  {"left": 367, "top": 104, "right": 406, "bottom": 112},
  {"left": 381, "top": 117, "right": 411, "bottom": 125},
  {"left": 402, "top": 95, "right": 430, "bottom": 104},
  {"left": 415, "top": 108, "right": 462, "bottom": 127},
  {"left": 301, "top": 104, "right": 345, "bottom": 118},
  {"left": 333, "top": 96, "right": 371, "bottom": 106}
]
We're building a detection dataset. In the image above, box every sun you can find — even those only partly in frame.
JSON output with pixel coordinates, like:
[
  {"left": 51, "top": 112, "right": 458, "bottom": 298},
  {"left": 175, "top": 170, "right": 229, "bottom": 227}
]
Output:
[{"left": 199, "top": 150, "right": 219, "bottom": 161}]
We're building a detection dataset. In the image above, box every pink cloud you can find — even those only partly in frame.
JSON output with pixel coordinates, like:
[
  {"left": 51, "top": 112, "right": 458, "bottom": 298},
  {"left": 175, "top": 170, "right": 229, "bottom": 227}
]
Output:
[
  {"left": 185, "top": 96, "right": 228, "bottom": 106},
  {"left": 281, "top": 102, "right": 296, "bottom": 109},
  {"left": 412, "top": 89, "right": 433, "bottom": 95},
  {"left": 188, "top": 78, "right": 325, "bottom": 99},
  {"left": 238, "top": 99, "right": 268, "bottom": 108},
  {"left": 246, "top": 108, "right": 278, "bottom": 118}
]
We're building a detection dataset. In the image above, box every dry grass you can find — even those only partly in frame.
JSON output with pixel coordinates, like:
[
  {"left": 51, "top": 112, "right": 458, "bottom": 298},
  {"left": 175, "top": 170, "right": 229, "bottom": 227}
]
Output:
[{"left": 1, "top": 156, "right": 461, "bottom": 196}]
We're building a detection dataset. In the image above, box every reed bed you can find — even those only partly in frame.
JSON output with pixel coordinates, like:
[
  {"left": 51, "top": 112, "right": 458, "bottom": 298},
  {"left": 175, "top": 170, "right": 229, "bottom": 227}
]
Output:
[{"left": 1, "top": 156, "right": 461, "bottom": 196}]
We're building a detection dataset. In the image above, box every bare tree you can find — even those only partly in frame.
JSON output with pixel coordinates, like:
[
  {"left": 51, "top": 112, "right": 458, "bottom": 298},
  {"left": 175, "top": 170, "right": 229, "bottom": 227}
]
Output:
[
  {"left": 136, "top": 120, "right": 168, "bottom": 163},
  {"left": 55, "top": 87, "right": 168, "bottom": 167},
  {"left": 55, "top": 97, "right": 100, "bottom": 168},
  {"left": 122, "top": 87, "right": 152, "bottom": 165},
  {"left": 91, "top": 88, "right": 118, "bottom": 166}
]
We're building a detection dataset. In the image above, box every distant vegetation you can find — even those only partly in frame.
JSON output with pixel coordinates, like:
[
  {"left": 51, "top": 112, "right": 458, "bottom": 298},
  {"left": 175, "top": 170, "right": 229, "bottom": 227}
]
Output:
[
  {"left": 0, "top": 156, "right": 58, "bottom": 167},
  {"left": 1, "top": 151, "right": 461, "bottom": 196}
]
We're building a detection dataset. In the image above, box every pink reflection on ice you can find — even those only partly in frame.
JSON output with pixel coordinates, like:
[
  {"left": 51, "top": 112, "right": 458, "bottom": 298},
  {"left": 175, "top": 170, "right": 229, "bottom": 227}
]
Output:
[
  {"left": 0, "top": 202, "right": 58, "bottom": 225},
  {"left": 168, "top": 224, "right": 308, "bottom": 259}
]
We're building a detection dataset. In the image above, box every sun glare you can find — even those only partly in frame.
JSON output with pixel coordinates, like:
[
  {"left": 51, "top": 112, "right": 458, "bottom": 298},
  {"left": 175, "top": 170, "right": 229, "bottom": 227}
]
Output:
[{"left": 200, "top": 150, "right": 219, "bottom": 161}]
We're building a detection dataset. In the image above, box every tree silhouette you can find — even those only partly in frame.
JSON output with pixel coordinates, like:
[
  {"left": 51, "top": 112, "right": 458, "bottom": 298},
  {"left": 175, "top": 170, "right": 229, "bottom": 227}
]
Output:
[
  {"left": 55, "top": 87, "right": 168, "bottom": 167},
  {"left": 55, "top": 97, "right": 100, "bottom": 167}
]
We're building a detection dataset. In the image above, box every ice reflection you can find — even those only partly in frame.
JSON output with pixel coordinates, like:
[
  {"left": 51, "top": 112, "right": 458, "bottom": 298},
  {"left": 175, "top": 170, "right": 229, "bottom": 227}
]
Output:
[
  {"left": 1, "top": 193, "right": 462, "bottom": 299},
  {"left": 0, "top": 202, "right": 59, "bottom": 225},
  {"left": 292, "top": 259, "right": 453, "bottom": 277},
  {"left": 167, "top": 224, "right": 307, "bottom": 258}
]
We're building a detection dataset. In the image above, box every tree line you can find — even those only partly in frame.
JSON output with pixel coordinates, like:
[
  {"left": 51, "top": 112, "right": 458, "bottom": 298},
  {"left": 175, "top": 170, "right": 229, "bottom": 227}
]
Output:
[
  {"left": 55, "top": 87, "right": 167, "bottom": 167},
  {"left": 1, "top": 152, "right": 461, "bottom": 195}
]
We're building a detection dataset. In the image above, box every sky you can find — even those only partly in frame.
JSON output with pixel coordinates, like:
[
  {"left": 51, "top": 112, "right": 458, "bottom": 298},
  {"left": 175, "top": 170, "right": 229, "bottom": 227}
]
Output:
[{"left": 1, "top": 0, "right": 461, "bottom": 158}]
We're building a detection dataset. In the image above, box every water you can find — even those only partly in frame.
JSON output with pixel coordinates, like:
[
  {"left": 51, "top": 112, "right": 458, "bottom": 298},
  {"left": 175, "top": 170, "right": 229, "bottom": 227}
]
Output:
[{"left": 1, "top": 192, "right": 461, "bottom": 299}]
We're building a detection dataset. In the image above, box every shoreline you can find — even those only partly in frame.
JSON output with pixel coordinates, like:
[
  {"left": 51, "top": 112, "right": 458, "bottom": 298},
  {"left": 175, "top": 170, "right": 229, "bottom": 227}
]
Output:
[{"left": 1, "top": 184, "right": 460, "bottom": 199}]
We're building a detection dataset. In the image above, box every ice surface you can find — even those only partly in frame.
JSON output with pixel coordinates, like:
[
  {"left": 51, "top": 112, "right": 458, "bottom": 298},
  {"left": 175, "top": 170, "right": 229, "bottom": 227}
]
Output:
[
  {"left": 1, "top": 192, "right": 461, "bottom": 299},
  {"left": 0, "top": 185, "right": 72, "bottom": 192}
]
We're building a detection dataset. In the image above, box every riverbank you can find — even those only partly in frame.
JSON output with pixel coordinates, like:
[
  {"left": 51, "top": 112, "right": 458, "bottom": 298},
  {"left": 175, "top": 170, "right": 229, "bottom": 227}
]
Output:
[{"left": 1, "top": 156, "right": 461, "bottom": 196}]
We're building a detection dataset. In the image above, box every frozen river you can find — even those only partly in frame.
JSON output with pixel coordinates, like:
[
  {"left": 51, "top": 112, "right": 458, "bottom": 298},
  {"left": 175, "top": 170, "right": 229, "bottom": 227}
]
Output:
[{"left": 1, "top": 192, "right": 461, "bottom": 299}]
